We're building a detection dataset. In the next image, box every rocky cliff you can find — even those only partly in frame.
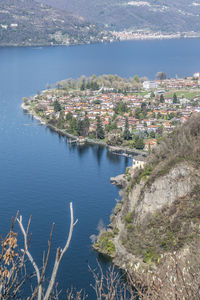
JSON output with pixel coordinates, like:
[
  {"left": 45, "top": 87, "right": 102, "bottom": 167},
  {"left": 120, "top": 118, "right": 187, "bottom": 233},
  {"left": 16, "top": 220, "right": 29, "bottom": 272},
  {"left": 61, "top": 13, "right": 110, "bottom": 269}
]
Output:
[{"left": 94, "top": 114, "right": 200, "bottom": 276}]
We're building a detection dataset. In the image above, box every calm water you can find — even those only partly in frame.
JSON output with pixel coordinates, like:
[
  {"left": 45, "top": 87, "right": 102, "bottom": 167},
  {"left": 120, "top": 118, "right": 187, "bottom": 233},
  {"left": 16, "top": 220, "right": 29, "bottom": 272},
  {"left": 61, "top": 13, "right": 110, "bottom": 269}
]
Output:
[{"left": 0, "top": 38, "right": 200, "bottom": 297}]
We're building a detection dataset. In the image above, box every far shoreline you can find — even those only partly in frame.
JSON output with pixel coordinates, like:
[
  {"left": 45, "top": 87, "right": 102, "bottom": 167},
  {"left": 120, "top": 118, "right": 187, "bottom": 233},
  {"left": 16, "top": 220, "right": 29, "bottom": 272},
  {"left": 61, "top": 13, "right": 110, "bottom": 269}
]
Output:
[{"left": 2, "top": 34, "right": 200, "bottom": 48}]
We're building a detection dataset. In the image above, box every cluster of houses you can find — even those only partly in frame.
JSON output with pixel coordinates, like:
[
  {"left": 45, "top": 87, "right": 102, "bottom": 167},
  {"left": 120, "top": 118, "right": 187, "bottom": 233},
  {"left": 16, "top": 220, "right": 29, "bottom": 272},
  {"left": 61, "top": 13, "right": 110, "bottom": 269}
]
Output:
[
  {"left": 143, "top": 73, "right": 200, "bottom": 91},
  {"left": 26, "top": 74, "right": 200, "bottom": 151}
]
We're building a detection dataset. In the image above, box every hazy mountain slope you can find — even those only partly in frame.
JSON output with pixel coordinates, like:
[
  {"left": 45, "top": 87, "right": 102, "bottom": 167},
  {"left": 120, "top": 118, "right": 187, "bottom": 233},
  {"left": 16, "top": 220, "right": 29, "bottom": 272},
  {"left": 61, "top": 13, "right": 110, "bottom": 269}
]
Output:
[
  {"left": 39, "top": 0, "right": 200, "bottom": 32},
  {"left": 0, "top": 0, "right": 113, "bottom": 46}
]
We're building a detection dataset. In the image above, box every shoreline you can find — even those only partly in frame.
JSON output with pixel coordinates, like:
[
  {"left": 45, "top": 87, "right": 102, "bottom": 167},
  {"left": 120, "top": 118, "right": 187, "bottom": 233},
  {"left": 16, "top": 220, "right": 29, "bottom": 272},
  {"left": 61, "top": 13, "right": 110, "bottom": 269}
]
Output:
[
  {"left": 114, "top": 35, "right": 200, "bottom": 42},
  {"left": 2, "top": 34, "right": 200, "bottom": 48},
  {"left": 22, "top": 103, "right": 146, "bottom": 157}
]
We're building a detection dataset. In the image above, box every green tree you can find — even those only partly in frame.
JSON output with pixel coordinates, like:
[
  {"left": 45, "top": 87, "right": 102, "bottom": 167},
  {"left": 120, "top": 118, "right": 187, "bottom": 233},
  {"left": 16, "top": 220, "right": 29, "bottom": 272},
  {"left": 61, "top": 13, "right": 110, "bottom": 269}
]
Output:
[
  {"left": 105, "top": 120, "right": 117, "bottom": 132},
  {"left": 134, "top": 108, "right": 146, "bottom": 120},
  {"left": 114, "top": 101, "right": 129, "bottom": 114},
  {"left": 150, "top": 131, "right": 156, "bottom": 138},
  {"left": 157, "top": 112, "right": 162, "bottom": 119},
  {"left": 134, "top": 136, "right": 145, "bottom": 149},
  {"left": 90, "top": 81, "right": 99, "bottom": 90},
  {"left": 123, "top": 117, "right": 131, "bottom": 140},
  {"left": 69, "top": 117, "right": 78, "bottom": 135},
  {"left": 156, "top": 72, "right": 167, "bottom": 80},
  {"left": 96, "top": 116, "right": 105, "bottom": 139},
  {"left": 53, "top": 100, "right": 62, "bottom": 112},
  {"left": 133, "top": 74, "right": 140, "bottom": 83},
  {"left": 82, "top": 116, "right": 90, "bottom": 136},
  {"left": 77, "top": 119, "right": 84, "bottom": 136},
  {"left": 173, "top": 93, "right": 178, "bottom": 104},
  {"left": 66, "top": 112, "right": 73, "bottom": 121},
  {"left": 160, "top": 94, "right": 165, "bottom": 103},
  {"left": 93, "top": 99, "right": 102, "bottom": 105},
  {"left": 80, "top": 82, "right": 86, "bottom": 91}
]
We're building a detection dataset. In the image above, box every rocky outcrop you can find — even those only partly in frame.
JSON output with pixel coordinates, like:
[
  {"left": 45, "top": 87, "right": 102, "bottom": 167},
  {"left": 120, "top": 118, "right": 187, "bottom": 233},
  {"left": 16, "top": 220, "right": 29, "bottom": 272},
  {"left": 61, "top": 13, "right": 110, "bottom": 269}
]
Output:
[
  {"left": 96, "top": 160, "right": 200, "bottom": 274},
  {"left": 129, "top": 162, "right": 198, "bottom": 224},
  {"left": 110, "top": 174, "right": 126, "bottom": 188}
]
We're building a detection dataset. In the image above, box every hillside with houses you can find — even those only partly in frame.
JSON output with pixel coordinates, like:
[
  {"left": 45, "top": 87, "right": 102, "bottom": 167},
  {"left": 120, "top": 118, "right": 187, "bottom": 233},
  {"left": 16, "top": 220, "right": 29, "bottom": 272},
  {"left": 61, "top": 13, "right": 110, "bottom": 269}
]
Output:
[
  {"left": 23, "top": 73, "right": 200, "bottom": 152},
  {"left": 0, "top": 0, "right": 114, "bottom": 46}
]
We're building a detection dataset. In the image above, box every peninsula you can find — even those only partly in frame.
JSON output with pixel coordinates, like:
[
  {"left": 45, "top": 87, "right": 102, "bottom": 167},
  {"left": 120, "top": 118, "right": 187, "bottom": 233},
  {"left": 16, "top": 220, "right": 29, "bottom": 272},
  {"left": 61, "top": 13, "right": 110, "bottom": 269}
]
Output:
[
  {"left": 23, "top": 73, "right": 200, "bottom": 154},
  {"left": 21, "top": 73, "right": 200, "bottom": 297}
]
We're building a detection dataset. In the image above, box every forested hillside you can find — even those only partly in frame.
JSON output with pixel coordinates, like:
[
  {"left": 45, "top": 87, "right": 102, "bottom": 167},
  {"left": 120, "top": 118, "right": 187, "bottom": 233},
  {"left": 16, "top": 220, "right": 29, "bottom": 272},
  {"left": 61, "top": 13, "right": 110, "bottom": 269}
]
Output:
[
  {"left": 0, "top": 0, "right": 114, "bottom": 46},
  {"left": 39, "top": 0, "right": 200, "bottom": 33}
]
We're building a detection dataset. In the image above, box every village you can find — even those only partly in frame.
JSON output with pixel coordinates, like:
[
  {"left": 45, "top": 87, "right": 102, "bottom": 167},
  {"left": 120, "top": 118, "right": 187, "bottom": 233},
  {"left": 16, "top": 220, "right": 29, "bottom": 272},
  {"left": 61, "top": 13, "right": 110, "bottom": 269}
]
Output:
[{"left": 23, "top": 73, "right": 200, "bottom": 153}]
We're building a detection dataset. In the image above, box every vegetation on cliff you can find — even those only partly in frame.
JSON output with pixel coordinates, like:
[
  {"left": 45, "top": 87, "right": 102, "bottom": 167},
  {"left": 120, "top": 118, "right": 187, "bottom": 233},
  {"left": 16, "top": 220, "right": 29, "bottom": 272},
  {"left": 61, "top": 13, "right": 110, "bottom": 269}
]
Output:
[
  {"left": 123, "top": 114, "right": 200, "bottom": 260},
  {"left": 128, "top": 113, "right": 200, "bottom": 191},
  {"left": 95, "top": 114, "right": 200, "bottom": 289}
]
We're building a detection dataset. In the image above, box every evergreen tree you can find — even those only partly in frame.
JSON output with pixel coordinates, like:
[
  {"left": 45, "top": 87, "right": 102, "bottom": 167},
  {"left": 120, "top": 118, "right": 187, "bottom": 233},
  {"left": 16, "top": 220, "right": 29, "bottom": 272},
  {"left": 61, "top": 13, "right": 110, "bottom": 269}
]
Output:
[
  {"left": 123, "top": 117, "right": 131, "bottom": 140},
  {"left": 82, "top": 116, "right": 90, "bottom": 136},
  {"left": 53, "top": 100, "right": 62, "bottom": 112},
  {"left": 96, "top": 116, "right": 105, "bottom": 139},
  {"left": 160, "top": 94, "right": 165, "bottom": 103},
  {"left": 173, "top": 93, "right": 178, "bottom": 104},
  {"left": 77, "top": 119, "right": 83, "bottom": 136},
  {"left": 69, "top": 117, "right": 78, "bottom": 135},
  {"left": 150, "top": 91, "right": 155, "bottom": 98},
  {"left": 80, "top": 83, "right": 85, "bottom": 91},
  {"left": 156, "top": 72, "right": 167, "bottom": 80}
]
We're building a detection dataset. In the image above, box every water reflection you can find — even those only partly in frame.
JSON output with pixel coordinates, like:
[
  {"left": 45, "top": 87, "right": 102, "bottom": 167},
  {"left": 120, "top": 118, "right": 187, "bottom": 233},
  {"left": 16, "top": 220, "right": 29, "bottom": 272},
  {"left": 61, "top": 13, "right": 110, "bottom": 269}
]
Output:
[
  {"left": 76, "top": 144, "right": 91, "bottom": 158},
  {"left": 106, "top": 150, "right": 121, "bottom": 164},
  {"left": 97, "top": 252, "right": 112, "bottom": 265},
  {"left": 22, "top": 108, "right": 132, "bottom": 170},
  {"left": 91, "top": 145, "right": 105, "bottom": 166},
  {"left": 124, "top": 156, "right": 131, "bottom": 168}
]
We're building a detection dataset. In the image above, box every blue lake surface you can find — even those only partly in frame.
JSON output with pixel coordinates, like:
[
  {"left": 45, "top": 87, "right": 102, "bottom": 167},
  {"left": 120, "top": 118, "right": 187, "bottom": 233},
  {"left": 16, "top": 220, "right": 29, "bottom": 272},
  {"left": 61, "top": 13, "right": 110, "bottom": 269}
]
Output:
[{"left": 0, "top": 38, "right": 200, "bottom": 297}]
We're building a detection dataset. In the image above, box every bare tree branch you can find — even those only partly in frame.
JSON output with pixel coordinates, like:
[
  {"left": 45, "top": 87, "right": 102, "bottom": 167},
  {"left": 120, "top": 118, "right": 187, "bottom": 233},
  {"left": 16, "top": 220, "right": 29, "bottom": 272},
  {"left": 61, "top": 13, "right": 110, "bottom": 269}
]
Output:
[
  {"left": 44, "top": 202, "right": 77, "bottom": 300},
  {"left": 17, "top": 215, "right": 42, "bottom": 300}
]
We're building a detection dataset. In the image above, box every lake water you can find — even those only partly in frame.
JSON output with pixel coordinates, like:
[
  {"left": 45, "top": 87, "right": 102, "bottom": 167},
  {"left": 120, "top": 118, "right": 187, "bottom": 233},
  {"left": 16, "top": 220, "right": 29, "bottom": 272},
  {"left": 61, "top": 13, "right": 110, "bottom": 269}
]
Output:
[{"left": 0, "top": 38, "right": 200, "bottom": 298}]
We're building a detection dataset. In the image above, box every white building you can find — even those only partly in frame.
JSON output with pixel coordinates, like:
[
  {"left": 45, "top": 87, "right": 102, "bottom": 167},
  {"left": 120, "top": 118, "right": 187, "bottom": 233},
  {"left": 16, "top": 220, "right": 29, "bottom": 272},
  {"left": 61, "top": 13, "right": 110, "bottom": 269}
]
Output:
[
  {"left": 132, "top": 156, "right": 146, "bottom": 170},
  {"left": 143, "top": 81, "right": 158, "bottom": 90},
  {"left": 10, "top": 24, "right": 18, "bottom": 28}
]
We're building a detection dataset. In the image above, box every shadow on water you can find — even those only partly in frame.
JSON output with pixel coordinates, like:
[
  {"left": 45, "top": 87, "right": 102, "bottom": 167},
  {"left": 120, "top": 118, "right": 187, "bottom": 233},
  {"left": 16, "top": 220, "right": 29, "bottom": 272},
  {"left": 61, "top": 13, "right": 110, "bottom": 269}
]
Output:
[
  {"left": 76, "top": 144, "right": 91, "bottom": 158},
  {"left": 22, "top": 109, "right": 132, "bottom": 171},
  {"left": 97, "top": 252, "right": 112, "bottom": 266},
  {"left": 106, "top": 150, "right": 122, "bottom": 164},
  {"left": 124, "top": 156, "right": 131, "bottom": 168},
  {"left": 91, "top": 145, "right": 105, "bottom": 166}
]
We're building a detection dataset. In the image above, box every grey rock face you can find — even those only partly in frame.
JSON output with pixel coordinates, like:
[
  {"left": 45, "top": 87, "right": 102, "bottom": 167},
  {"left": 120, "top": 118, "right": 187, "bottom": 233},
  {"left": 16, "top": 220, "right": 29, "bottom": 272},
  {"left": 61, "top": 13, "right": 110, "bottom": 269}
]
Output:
[{"left": 128, "top": 163, "right": 197, "bottom": 224}]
